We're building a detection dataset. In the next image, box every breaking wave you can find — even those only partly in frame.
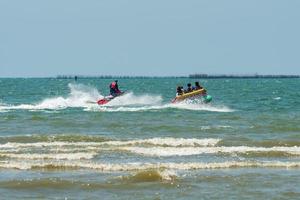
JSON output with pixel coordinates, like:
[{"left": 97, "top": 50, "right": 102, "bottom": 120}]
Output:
[
  {"left": 0, "top": 137, "right": 220, "bottom": 149},
  {"left": 1, "top": 161, "right": 300, "bottom": 171},
  {"left": 0, "top": 152, "right": 97, "bottom": 160},
  {"left": 121, "top": 169, "right": 177, "bottom": 182},
  {"left": 119, "top": 146, "right": 300, "bottom": 157},
  {"left": 1, "top": 136, "right": 300, "bottom": 171}
]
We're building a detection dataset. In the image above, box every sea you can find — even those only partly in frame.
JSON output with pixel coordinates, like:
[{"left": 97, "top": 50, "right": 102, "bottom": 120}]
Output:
[{"left": 0, "top": 78, "right": 299, "bottom": 199}]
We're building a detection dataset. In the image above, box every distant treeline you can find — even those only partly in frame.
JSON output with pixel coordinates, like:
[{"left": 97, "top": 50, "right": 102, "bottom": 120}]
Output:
[
  {"left": 189, "top": 74, "right": 300, "bottom": 79},
  {"left": 56, "top": 74, "right": 300, "bottom": 79},
  {"left": 56, "top": 75, "right": 187, "bottom": 79}
]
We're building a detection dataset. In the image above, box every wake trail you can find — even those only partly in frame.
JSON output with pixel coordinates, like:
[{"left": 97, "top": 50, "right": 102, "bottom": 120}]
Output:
[
  {"left": 0, "top": 83, "right": 103, "bottom": 111},
  {"left": 0, "top": 83, "right": 234, "bottom": 113},
  {"left": 89, "top": 101, "right": 234, "bottom": 113}
]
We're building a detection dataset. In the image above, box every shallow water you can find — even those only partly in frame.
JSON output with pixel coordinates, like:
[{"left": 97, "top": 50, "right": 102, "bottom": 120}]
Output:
[{"left": 0, "top": 78, "right": 300, "bottom": 199}]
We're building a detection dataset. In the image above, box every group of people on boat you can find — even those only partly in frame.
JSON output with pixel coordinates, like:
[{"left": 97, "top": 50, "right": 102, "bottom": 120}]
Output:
[
  {"left": 176, "top": 81, "right": 205, "bottom": 97},
  {"left": 108, "top": 80, "right": 205, "bottom": 97},
  {"left": 98, "top": 80, "right": 210, "bottom": 105}
]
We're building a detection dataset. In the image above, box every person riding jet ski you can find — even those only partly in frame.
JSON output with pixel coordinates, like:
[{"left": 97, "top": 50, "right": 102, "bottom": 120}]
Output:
[{"left": 109, "top": 80, "right": 122, "bottom": 97}]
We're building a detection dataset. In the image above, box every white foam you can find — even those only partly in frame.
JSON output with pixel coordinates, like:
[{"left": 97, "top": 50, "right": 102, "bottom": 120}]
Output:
[
  {"left": 103, "top": 138, "right": 220, "bottom": 147},
  {"left": 0, "top": 152, "right": 97, "bottom": 160},
  {"left": 1, "top": 161, "right": 300, "bottom": 171},
  {"left": 0, "top": 83, "right": 234, "bottom": 113},
  {"left": 0, "top": 138, "right": 220, "bottom": 149},
  {"left": 170, "top": 101, "right": 235, "bottom": 112},
  {"left": 2, "top": 139, "right": 300, "bottom": 158},
  {"left": 119, "top": 146, "right": 300, "bottom": 157},
  {"left": 200, "top": 125, "right": 232, "bottom": 130},
  {"left": 93, "top": 105, "right": 164, "bottom": 112},
  {"left": 0, "top": 141, "right": 93, "bottom": 148},
  {"left": 92, "top": 102, "right": 234, "bottom": 113},
  {"left": 0, "top": 102, "right": 8, "bottom": 112},
  {"left": 159, "top": 169, "right": 178, "bottom": 181},
  {"left": 106, "top": 92, "right": 162, "bottom": 106},
  {"left": 0, "top": 83, "right": 103, "bottom": 111}
]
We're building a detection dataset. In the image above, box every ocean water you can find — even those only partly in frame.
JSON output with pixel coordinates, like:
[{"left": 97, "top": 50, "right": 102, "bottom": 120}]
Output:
[{"left": 0, "top": 78, "right": 299, "bottom": 199}]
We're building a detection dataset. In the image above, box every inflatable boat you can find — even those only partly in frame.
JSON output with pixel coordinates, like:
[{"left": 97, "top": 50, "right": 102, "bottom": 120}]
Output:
[{"left": 171, "top": 89, "right": 212, "bottom": 103}]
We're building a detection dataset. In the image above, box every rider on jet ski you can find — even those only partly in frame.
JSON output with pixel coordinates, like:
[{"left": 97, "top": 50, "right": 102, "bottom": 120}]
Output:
[{"left": 109, "top": 80, "right": 122, "bottom": 97}]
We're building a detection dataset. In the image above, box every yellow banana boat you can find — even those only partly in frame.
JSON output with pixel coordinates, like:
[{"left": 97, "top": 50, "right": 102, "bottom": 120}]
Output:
[
  {"left": 172, "top": 89, "right": 208, "bottom": 103},
  {"left": 172, "top": 88, "right": 212, "bottom": 103}
]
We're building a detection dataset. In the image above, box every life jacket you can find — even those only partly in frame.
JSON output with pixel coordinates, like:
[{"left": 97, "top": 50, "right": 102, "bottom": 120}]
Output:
[
  {"left": 110, "top": 82, "right": 116, "bottom": 89},
  {"left": 177, "top": 88, "right": 183, "bottom": 96},
  {"left": 185, "top": 87, "right": 192, "bottom": 93}
]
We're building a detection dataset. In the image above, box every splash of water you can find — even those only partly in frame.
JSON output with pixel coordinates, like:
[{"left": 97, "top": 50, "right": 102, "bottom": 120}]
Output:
[
  {"left": 92, "top": 101, "right": 234, "bottom": 113},
  {"left": 0, "top": 83, "right": 102, "bottom": 110},
  {"left": 105, "top": 92, "right": 163, "bottom": 106},
  {"left": 169, "top": 100, "right": 235, "bottom": 112},
  {"left": 0, "top": 83, "right": 233, "bottom": 113}
]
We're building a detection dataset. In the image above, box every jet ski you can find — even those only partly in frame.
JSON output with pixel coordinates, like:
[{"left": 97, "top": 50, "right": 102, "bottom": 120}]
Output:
[
  {"left": 172, "top": 89, "right": 212, "bottom": 103},
  {"left": 97, "top": 91, "right": 125, "bottom": 105}
]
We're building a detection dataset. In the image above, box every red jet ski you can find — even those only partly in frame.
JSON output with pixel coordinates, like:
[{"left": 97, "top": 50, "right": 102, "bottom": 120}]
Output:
[{"left": 97, "top": 91, "right": 125, "bottom": 105}]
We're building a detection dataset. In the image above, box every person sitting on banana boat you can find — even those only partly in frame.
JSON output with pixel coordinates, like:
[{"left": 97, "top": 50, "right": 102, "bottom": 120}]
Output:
[
  {"left": 178, "top": 82, "right": 204, "bottom": 95},
  {"left": 193, "top": 81, "right": 207, "bottom": 94},
  {"left": 173, "top": 81, "right": 212, "bottom": 103},
  {"left": 176, "top": 86, "right": 184, "bottom": 97},
  {"left": 184, "top": 83, "right": 193, "bottom": 93},
  {"left": 193, "top": 81, "right": 203, "bottom": 90},
  {"left": 176, "top": 82, "right": 206, "bottom": 96}
]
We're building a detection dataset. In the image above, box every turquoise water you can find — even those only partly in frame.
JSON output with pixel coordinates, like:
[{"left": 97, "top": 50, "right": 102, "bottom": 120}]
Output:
[{"left": 0, "top": 78, "right": 300, "bottom": 199}]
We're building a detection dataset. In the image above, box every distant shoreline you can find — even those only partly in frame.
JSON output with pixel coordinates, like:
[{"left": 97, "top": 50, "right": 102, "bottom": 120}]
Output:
[
  {"left": 188, "top": 74, "right": 300, "bottom": 79},
  {"left": 55, "top": 74, "right": 300, "bottom": 79},
  {"left": 1, "top": 75, "right": 299, "bottom": 79}
]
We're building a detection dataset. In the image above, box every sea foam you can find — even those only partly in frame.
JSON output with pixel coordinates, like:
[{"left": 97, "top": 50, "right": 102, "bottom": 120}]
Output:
[
  {"left": 0, "top": 137, "right": 221, "bottom": 149},
  {"left": 119, "top": 146, "right": 300, "bottom": 157},
  {"left": 0, "top": 83, "right": 102, "bottom": 110},
  {"left": 1, "top": 161, "right": 300, "bottom": 171}
]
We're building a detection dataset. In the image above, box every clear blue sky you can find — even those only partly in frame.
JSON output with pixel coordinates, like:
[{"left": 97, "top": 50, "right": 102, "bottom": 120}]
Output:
[{"left": 0, "top": 0, "right": 299, "bottom": 77}]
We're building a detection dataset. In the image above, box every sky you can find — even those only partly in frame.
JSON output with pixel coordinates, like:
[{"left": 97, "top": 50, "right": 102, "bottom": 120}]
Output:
[{"left": 0, "top": 0, "right": 300, "bottom": 77}]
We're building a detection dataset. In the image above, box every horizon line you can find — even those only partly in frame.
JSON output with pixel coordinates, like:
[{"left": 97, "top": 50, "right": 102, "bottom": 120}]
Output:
[{"left": 1, "top": 74, "right": 300, "bottom": 79}]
